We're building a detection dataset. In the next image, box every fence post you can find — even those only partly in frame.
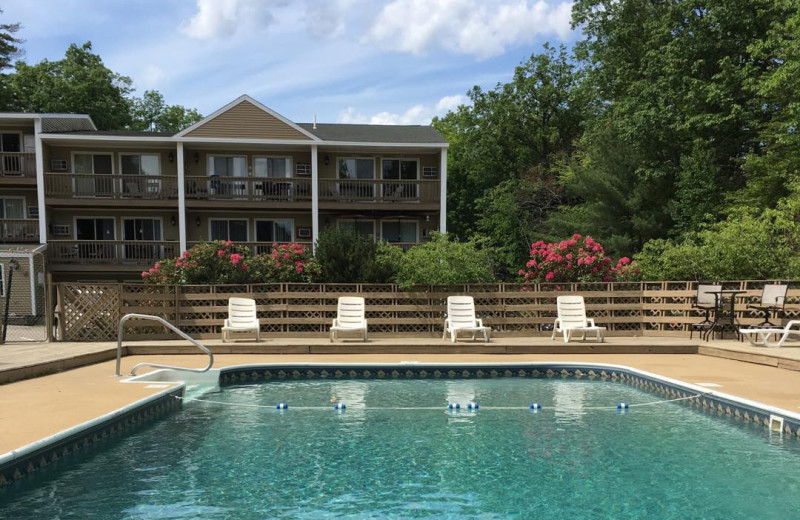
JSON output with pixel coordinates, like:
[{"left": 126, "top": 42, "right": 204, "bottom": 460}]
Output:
[
  {"left": 45, "top": 273, "right": 54, "bottom": 342},
  {"left": 57, "top": 282, "right": 65, "bottom": 341}
]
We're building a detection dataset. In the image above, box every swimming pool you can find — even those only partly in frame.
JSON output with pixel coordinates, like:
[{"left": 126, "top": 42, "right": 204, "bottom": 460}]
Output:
[{"left": 2, "top": 368, "right": 800, "bottom": 518}]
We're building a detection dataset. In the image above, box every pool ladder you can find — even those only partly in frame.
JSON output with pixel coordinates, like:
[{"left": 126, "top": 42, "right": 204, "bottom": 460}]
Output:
[{"left": 116, "top": 313, "right": 214, "bottom": 377}]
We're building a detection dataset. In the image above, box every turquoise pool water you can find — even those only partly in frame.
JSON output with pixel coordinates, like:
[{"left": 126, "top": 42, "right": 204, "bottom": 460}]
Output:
[{"left": 2, "top": 377, "right": 800, "bottom": 518}]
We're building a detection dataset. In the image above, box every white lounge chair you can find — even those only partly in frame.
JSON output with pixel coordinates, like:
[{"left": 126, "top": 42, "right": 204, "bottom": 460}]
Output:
[
  {"left": 551, "top": 295, "right": 606, "bottom": 343},
  {"left": 443, "top": 296, "right": 491, "bottom": 343},
  {"left": 330, "top": 297, "right": 368, "bottom": 342},
  {"left": 222, "top": 297, "right": 260, "bottom": 342},
  {"left": 739, "top": 321, "right": 800, "bottom": 348}
]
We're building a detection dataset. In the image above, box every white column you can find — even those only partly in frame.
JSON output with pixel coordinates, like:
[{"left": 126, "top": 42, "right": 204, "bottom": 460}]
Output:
[
  {"left": 34, "top": 119, "right": 47, "bottom": 245},
  {"left": 311, "top": 145, "right": 319, "bottom": 252},
  {"left": 439, "top": 146, "right": 447, "bottom": 234},
  {"left": 176, "top": 142, "right": 187, "bottom": 253}
]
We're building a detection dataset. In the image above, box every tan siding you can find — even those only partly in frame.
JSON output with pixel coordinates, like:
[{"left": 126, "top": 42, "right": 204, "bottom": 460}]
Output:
[
  {"left": 185, "top": 101, "right": 312, "bottom": 140},
  {"left": 0, "top": 259, "right": 33, "bottom": 315},
  {"left": 184, "top": 149, "right": 312, "bottom": 177},
  {"left": 43, "top": 145, "right": 178, "bottom": 176}
]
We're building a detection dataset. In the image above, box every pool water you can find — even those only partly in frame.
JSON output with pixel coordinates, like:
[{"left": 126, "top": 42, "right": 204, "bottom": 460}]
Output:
[{"left": 2, "top": 377, "right": 800, "bottom": 519}]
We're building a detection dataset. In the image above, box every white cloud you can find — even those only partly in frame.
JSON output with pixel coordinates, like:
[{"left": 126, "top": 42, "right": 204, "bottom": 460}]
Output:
[
  {"left": 337, "top": 94, "right": 469, "bottom": 125},
  {"left": 304, "top": 0, "right": 356, "bottom": 38},
  {"left": 181, "top": 0, "right": 285, "bottom": 40},
  {"left": 366, "top": 0, "right": 574, "bottom": 59}
]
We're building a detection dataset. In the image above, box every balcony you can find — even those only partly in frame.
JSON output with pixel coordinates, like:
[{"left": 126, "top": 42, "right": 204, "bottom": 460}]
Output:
[
  {"left": 186, "top": 241, "right": 312, "bottom": 255},
  {"left": 44, "top": 174, "right": 178, "bottom": 201},
  {"left": 0, "top": 219, "right": 39, "bottom": 243},
  {"left": 0, "top": 152, "right": 36, "bottom": 178},
  {"left": 48, "top": 240, "right": 179, "bottom": 266},
  {"left": 318, "top": 179, "right": 440, "bottom": 204},
  {"left": 185, "top": 176, "right": 312, "bottom": 203}
]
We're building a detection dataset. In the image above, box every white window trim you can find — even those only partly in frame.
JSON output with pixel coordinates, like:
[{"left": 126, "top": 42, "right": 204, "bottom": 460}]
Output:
[
  {"left": 70, "top": 151, "right": 115, "bottom": 174},
  {"left": 335, "top": 156, "right": 376, "bottom": 180},
  {"left": 72, "top": 215, "right": 117, "bottom": 240},
  {"left": 0, "top": 196, "right": 27, "bottom": 218},
  {"left": 118, "top": 152, "right": 162, "bottom": 176},
  {"left": 380, "top": 157, "right": 420, "bottom": 180},
  {"left": 208, "top": 218, "right": 249, "bottom": 242},
  {"left": 380, "top": 219, "right": 419, "bottom": 243},
  {"left": 337, "top": 218, "right": 376, "bottom": 240},
  {"left": 254, "top": 218, "right": 295, "bottom": 242},
  {"left": 252, "top": 155, "right": 293, "bottom": 178},
  {"left": 121, "top": 217, "right": 164, "bottom": 240},
  {"left": 0, "top": 131, "right": 23, "bottom": 153},
  {"left": 207, "top": 154, "right": 248, "bottom": 177}
]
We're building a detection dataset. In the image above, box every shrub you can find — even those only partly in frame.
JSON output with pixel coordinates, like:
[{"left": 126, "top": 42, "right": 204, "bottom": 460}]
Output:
[
  {"left": 314, "top": 227, "right": 396, "bottom": 283},
  {"left": 142, "top": 241, "right": 319, "bottom": 285},
  {"left": 518, "top": 234, "right": 639, "bottom": 284},
  {"left": 393, "top": 233, "right": 496, "bottom": 288}
]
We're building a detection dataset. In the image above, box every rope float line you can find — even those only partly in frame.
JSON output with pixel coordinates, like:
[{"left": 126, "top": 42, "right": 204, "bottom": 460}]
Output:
[{"left": 174, "top": 393, "right": 706, "bottom": 412}]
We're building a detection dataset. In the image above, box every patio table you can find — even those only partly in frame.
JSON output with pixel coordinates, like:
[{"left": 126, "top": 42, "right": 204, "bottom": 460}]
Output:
[{"left": 703, "top": 289, "right": 746, "bottom": 341}]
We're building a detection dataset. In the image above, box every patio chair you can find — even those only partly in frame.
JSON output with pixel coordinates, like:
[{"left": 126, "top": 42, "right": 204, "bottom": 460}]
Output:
[
  {"left": 330, "top": 297, "right": 368, "bottom": 342},
  {"left": 690, "top": 283, "right": 722, "bottom": 339},
  {"left": 746, "top": 284, "right": 788, "bottom": 327},
  {"left": 222, "top": 297, "right": 260, "bottom": 342},
  {"left": 442, "top": 296, "right": 491, "bottom": 343},
  {"left": 739, "top": 320, "right": 800, "bottom": 348},
  {"left": 551, "top": 295, "right": 606, "bottom": 343}
]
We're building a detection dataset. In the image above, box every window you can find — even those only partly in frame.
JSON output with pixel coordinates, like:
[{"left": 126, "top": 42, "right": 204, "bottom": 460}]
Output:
[
  {"left": 381, "top": 221, "right": 417, "bottom": 243},
  {"left": 75, "top": 218, "right": 115, "bottom": 240},
  {"left": 120, "top": 153, "right": 161, "bottom": 195},
  {"left": 73, "top": 153, "right": 114, "bottom": 197},
  {"left": 208, "top": 155, "right": 246, "bottom": 177},
  {"left": 0, "top": 132, "right": 21, "bottom": 152},
  {"left": 338, "top": 220, "right": 375, "bottom": 239},
  {"left": 210, "top": 219, "right": 248, "bottom": 241},
  {"left": 254, "top": 157, "right": 291, "bottom": 178},
  {"left": 0, "top": 198, "right": 25, "bottom": 218},
  {"left": 337, "top": 158, "right": 374, "bottom": 180},
  {"left": 255, "top": 219, "right": 293, "bottom": 242},
  {"left": 123, "top": 218, "right": 163, "bottom": 261},
  {"left": 382, "top": 159, "right": 419, "bottom": 199}
]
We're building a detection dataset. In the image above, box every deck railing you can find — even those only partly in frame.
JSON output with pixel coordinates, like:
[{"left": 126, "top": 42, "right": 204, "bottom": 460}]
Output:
[
  {"left": 48, "top": 240, "right": 179, "bottom": 265},
  {"left": 44, "top": 173, "right": 179, "bottom": 199},
  {"left": 53, "top": 280, "right": 800, "bottom": 341},
  {"left": 318, "top": 179, "right": 440, "bottom": 203},
  {"left": 0, "top": 218, "right": 39, "bottom": 243},
  {"left": 0, "top": 152, "right": 36, "bottom": 177},
  {"left": 186, "top": 241, "right": 312, "bottom": 255},
  {"left": 185, "top": 176, "right": 312, "bottom": 202}
]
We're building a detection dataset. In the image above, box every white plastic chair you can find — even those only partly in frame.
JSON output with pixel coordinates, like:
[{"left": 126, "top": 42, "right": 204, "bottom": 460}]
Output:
[
  {"left": 739, "top": 320, "right": 800, "bottom": 348},
  {"left": 221, "top": 297, "right": 260, "bottom": 342},
  {"left": 551, "top": 295, "right": 606, "bottom": 343},
  {"left": 330, "top": 297, "right": 368, "bottom": 342},
  {"left": 443, "top": 296, "right": 491, "bottom": 343}
]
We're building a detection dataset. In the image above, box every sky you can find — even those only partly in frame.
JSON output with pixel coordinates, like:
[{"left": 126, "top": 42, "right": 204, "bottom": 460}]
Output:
[{"left": 3, "top": 0, "right": 580, "bottom": 125}]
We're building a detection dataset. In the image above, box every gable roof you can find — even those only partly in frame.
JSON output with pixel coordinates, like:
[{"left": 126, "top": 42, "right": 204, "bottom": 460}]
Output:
[
  {"left": 175, "top": 95, "right": 320, "bottom": 141},
  {"left": 297, "top": 123, "right": 447, "bottom": 144}
]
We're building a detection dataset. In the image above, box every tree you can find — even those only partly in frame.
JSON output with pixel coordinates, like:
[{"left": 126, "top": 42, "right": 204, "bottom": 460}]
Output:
[
  {"left": 129, "top": 90, "right": 203, "bottom": 133},
  {"left": 393, "top": 233, "right": 496, "bottom": 288},
  {"left": 0, "top": 9, "right": 23, "bottom": 109},
  {"left": 314, "top": 228, "right": 395, "bottom": 283},
  {"left": 11, "top": 42, "right": 133, "bottom": 129}
]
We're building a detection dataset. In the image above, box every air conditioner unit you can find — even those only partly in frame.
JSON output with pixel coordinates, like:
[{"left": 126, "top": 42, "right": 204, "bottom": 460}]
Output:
[
  {"left": 50, "top": 159, "right": 68, "bottom": 171},
  {"left": 52, "top": 225, "right": 70, "bottom": 236}
]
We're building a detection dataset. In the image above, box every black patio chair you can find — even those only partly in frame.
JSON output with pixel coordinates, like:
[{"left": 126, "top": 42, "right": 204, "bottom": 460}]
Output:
[
  {"left": 690, "top": 283, "right": 721, "bottom": 339},
  {"left": 746, "top": 283, "right": 788, "bottom": 327}
]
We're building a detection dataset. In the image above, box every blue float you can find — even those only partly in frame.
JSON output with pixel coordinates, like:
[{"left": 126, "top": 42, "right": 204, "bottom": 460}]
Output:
[
  {"left": 529, "top": 403, "right": 542, "bottom": 410},
  {"left": 276, "top": 403, "right": 289, "bottom": 410},
  {"left": 448, "top": 403, "right": 461, "bottom": 410},
  {"left": 617, "top": 403, "right": 629, "bottom": 409},
  {"left": 467, "top": 402, "right": 479, "bottom": 410},
  {"left": 334, "top": 403, "right": 347, "bottom": 410}
]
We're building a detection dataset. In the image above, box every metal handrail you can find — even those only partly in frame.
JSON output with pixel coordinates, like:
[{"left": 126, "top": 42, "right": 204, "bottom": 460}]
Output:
[{"left": 116, "top": 313, "right": 214, "bottom": 376}]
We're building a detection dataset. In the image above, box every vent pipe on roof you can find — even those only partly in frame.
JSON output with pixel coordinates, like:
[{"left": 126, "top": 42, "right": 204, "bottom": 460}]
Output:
[{"left": 313, "top": 114, "right": 317, "bottom": 129}]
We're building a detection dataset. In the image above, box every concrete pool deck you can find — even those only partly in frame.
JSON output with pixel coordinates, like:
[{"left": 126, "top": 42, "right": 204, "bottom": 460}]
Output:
[{"left": 2, "top": 336, "right": 800, "bottom": 455}]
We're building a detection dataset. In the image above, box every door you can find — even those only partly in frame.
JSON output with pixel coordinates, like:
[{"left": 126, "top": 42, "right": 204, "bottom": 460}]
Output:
[
  {"left": 74, "top": 153, "right": 113, "bottom": 197},
  {"left": 0, "top": 198, "right": 25, "bottom": 240},
  {"left": 210, "top": 219, "right": 248, "bottom": 242},
  {"left": 382, "top": 159, "right": 419, "bottom": 200},
  {"left": 254, "top": 157, "right": 292, "bottom": 200},
  {"left": 0, "top": 133, "right": 22, "bottom": 175},
  {"left": 337, "top": 158, "right": 375, "bottom": 200},
  {"left": 255, "top": 219, "right": 293, "bottom": 254},
  {"left": 121, "top": 154, "right": 161, "bottom": 196},
  {"left": 209, "top": 156, "right": 247, "bottom": 198},
  {"left": 75, "top": 218, "right": 116, "bottom": 261},
  {"left": 123, "top": 218, "right": 163, "bottom": 261}
]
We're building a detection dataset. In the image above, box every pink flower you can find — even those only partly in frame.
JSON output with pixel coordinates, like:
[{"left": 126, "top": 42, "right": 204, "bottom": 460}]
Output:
[
  {"left": 526, "top": 260, "right": 535, "bottom": 268},
  {"left": 572, "top": 233, "right": 581, "bottom": 239},
  {"left": 565, "top": 263, "right": 572, "bottom": 270},
  {"left": 241, "top": 264, "right": 248, "bottom": 271},
  {"left": 149, "top": 268, "right": 155, "bottom": 274},
  {"left": 296, "top": 266, "right": 304, "bottom": 273},
  {"left": 154, "top": 263, "right": 161, "bottom": 271},
  {"left": 618, "top": 257, "right": 630, "bottom": 265},
  {"left": 141, "top": 271, "right": 148, "bottom": 278},
  {"left": 283, "top": 253, "right": 291, "bottom": 260},
  {"left": 518, "top": 269, "right": 525, "bottom": 276},
  {"left": 175, "top": 259, "right": 182, "bottom": 267},
  {"left": 275, "top": 261, "right": 282, "bottom": 267},
  {"left": 230, "top": 253, "right": 242, "bottom": 266},
  {"left": 577, "top": 257, "right": 585, "bottom": 266},
  {"left": 565, "top": 253, "right": 573, "bottom": 261},
  {"left": 545, "top": 271, "right": 555, "bottom": 281},
  {"left": 225, "top": 240, "right": 233, "bottom": 247},
  {"left": 218, "top": 250, "right": 225, "bottom": 257},
  {"left": 182, "top": 251, "right": 191, "bottom": 258}
]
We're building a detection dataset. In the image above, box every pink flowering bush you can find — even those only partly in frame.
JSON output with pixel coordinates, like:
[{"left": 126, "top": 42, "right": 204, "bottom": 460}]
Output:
[
  {"left": 518, "top": 234, "right": 640, "bottom": 284},
  {"left": 142, "top": 241, "right": 319, "bottom": 285}
]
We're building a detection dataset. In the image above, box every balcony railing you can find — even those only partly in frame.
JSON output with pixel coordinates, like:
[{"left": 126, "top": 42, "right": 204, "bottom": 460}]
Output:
[
  {"left": 0, "top": 218, "right": 39, "bottom": 243},
  {"left": 185, "top": 176, "right": 312, "bottom": 202},
  {"left": 187, "top": 241, "right": 312, "bottom": 255},
  {"left": 0, "top": 152, "right": 36, "bottom": 178},
  {"left": 318, "top": 179, "right": 440, "bottom": 203},
  {"left": 44, "top": 173, "right": 178, "bottom": 199},
  {"left": 48, "top": 240, "right": 179, "bottom": 265}
]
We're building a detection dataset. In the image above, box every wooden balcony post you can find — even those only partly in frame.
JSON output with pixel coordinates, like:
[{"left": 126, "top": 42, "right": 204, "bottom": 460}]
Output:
[
  {"left": 34, "top": 119, "right": 47, "bottom": 244},
  {"left": 177, "top": 142, "right": 187, "bottom": 253},
  {"left": 439, "top": 146, "right": 447, "bottom": 234},
  {"left": 311, "top": 145, "right": 319, "bottom": 253}
]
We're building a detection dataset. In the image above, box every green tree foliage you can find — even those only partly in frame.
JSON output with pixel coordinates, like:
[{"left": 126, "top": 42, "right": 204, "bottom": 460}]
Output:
[
  {"left": 0, "top": 9, "right": 22, "bottom": 108},
  {"left": 314, "top": 228, "right": 396, "bottom": 283},
  {"left": 392, "top": 233, "right": 495, "bottom": 289},
  {"left": 129, "top": 90, "right": 203, "bottom": 133},
  {"left": 433, "top": 44, "right": 589, "bottom": 270},
  {"left": 11, "top": 42, "right": 133, "bottom": 129}
]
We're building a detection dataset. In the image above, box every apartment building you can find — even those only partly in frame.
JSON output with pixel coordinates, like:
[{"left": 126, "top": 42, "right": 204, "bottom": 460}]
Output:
[{"left": 0, "top": 95, "right": 448, "bottom": 283}]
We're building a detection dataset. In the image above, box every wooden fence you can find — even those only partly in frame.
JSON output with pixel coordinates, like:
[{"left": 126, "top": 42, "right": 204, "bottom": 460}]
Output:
[{"left": 55, "top": 281, "right": 800, "bottom": 342}]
